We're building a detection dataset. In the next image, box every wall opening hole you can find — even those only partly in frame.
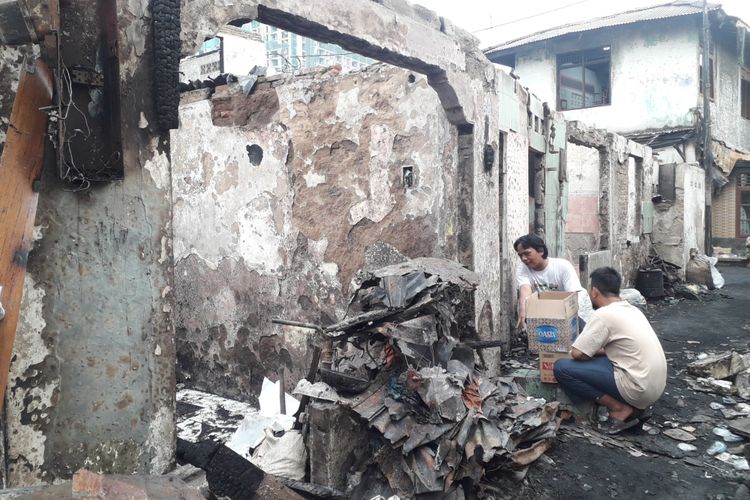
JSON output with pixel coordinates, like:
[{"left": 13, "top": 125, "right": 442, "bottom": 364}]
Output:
[
  {"left": 483, "top": 144, "right": 495, "bottom": 173},
  {"left": 407, "top": 73, "right": 416, "bottom": 83},
  {"left": 246, "top": 144, "right": 264, "bottom": 165},
  {"left": 402, "top": 166, "right": 414, "bottom": 188}
]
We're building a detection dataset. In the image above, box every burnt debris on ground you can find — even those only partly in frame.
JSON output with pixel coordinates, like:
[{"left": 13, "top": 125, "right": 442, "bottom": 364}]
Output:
[
  {"left": 291, "top": 258, "right": 563, "bottom": 498},
  {"left": 176, "top": 258, "right": 565, "bottom": 499},
  {"left": 173, "top": 264, "right": 750, "bottom": 500}
]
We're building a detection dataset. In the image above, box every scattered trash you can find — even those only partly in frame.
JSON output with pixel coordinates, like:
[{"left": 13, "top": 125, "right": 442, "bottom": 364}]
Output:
[
  {"left": 713, "top": 427, "right": 745, "bottom": 443},
  {"left": 707, "top": 441, "right": 727, "bottom": 456},
  {"left": 688, "top": 377, "right": 733, "bottom": 395},
  {"left": 639, "top": 251, "right": 680, "bottom": 297},
  {"left": 710, "top": 402, "right": 725, "bottom": 410},
  {"left": 674, "top": 283, "right": 703, "bottom": 301},
  {"left": 642, "top": 423, "right": 660, "bottom": 436},
  {"left": 708, "top": 256, "right": 725, "bottom": 289},
  {"left": 226, "top": 378, "right": 300, "bottom": 461},
  {"left": 249, "top": 429, "right": 307, "bottom": 480},
  {"left": 677, "top": 443, "right": 697, "bottom": 452},
  {"left": 293, "top": 379, "right": 344, "bottom": 403},
  {"left": 620, "top": 288, "right": 647, "bottom": 307},
  {"left": 276, "top": 258, "right": 561, "bottom": 496},
  {"left": 687, "top": 352, "right": 749, "bottom": 380},
  {"left": 663, "top": 428, "right": 696, "bottom": 442},
  {"left": 258, "top": 377, "right": 300, "bottom": 419},
  {"left": 685, "top": 249, "right": 717, "bottom": 289},
  {"left": 721, "top": 408, "right": 745, "bottom": 419},
  {"left": 715, "top": 452, "right": 749, "bottom": 471}
]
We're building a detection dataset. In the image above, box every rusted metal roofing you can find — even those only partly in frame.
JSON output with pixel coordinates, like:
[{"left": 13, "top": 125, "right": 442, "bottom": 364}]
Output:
[{"left": 485, "top": 1, "right": 721, "bottom": 56}]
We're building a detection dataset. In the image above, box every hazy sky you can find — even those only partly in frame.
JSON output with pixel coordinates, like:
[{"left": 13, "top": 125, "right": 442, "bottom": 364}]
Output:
[{"left": 414, "top": 0, "right": 750, "bottom": 48}]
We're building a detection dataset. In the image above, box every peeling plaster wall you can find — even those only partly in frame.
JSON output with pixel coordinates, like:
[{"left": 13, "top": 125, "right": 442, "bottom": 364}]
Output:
[
  {"left": 500, "top": 127, "right": 530, "bottom": 347},
  {"left": 176, "top": 0, "right": 516, "bottom": 384},
  {"left": 653, "top": 163, "right": 706, "bottom": 274},
  {"left": 0, "top": 45, "right": 36, "bottom": 155},
  {"left": 568, "top": 122, "right": 656, "bottom": 285},
  {"left": 510, "top": 18, "right": 700, "bottom": 134},
  {"left": 171, "top": 65, "right": 459, "bottom": 400},
  {"left": 566, "top": 143, "right": 601, "bottom": 266},
  {"left": 6, "top": 276, "right": 54, "bottom": 486},
  {"left": 710, "top": 36, "right": 750, "bottom": 154},
  {"left": 5, "top": 1, "right": 175, "bottom": 486}
]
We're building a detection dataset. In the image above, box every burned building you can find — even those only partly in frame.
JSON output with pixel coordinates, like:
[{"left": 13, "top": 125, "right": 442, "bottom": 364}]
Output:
[{"left": 0, "top": 0, "right": 666, "bottom": 490}]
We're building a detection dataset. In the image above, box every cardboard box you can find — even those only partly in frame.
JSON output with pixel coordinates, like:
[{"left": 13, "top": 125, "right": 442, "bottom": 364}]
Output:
[
  {"left": 539, "top": 351, "right": 570, "bottom": 384},
  {"left": 526, "top": 291, "right": 579, "bottom": 353}
]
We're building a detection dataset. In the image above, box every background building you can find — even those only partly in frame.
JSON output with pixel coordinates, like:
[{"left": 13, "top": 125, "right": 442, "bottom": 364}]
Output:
[
  {"left": 244, "top": 21, "right": 373, "bottom": 74},
  {"left": 180, "top": 26, "right": 267, "bottom": 81},
  {"left": 485, "top": 1, "right": 750, "bottom": 260}
]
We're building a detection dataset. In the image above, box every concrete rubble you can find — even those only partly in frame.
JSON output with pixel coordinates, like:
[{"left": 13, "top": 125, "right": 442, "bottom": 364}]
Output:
[{"left": 688, "top": 352, "right": 750, "bottom": 381}]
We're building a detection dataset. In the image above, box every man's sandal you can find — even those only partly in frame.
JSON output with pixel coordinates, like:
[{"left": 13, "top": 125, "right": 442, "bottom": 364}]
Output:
[
  {"left": 634, "top": 405, "right": 654, "bottom": 423},
  {"left": 597, "top": 415, "right": 641, "bottom": 435}
]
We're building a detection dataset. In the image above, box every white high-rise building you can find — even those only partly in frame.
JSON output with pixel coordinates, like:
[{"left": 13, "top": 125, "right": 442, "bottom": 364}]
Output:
[{"left": 243, "top": 21, "right": 373, "bottom": 75}]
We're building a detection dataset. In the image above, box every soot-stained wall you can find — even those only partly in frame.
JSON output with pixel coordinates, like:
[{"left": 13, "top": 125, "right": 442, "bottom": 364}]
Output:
[{"left": 171, "top": 64, "right": 459, "bottom": 400}]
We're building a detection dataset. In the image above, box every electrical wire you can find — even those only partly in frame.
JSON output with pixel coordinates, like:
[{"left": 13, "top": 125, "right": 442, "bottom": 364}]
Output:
[
  {"left": 471, "top": 0, "right": 594, "bottom": 33},
  {"left": 59, "top": 62, "right": 92, "bottom": 191}
]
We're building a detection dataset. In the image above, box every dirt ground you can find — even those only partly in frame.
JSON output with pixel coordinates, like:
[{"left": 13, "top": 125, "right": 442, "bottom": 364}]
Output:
[{"left": 486, "top": 265, "right": 750, "bottom": 500}]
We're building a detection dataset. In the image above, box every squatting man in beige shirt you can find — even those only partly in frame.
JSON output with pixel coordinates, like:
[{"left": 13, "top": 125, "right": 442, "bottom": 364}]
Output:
[{"left": 553, "top": 267, "right": 667, "bottom": 434}]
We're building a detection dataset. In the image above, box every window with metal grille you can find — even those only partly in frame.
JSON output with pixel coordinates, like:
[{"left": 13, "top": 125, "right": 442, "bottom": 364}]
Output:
[
  {"left": 738, "top": 170, "right": 750, "bottom": 237},
  {"left": 556, "top": 46, "right": 611, "bottom": 110}
]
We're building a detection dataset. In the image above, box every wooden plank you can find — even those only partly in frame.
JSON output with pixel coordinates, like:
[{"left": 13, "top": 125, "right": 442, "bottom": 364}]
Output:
[{"left": 0, "top": 58, "right": 53, "bottom": 411}]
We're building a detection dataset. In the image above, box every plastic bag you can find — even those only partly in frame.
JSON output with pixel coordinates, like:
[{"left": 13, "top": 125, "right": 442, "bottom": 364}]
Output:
[
  {"left": 250, "top": 429, "right": 307, "bottom": 480},
  {"left": 620, "top": 288, "right": 647, "bottom": 306},
  {"left": 708, "top": 256, "right": 725, "bottom": 289},
  {"left": 686, "top": 249, "right": 724, "bottom": 289}
]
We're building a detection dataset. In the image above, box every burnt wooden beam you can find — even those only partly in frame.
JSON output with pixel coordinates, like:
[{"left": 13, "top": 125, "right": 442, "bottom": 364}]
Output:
[{"left": 0, "top": 58, "right": 53, "bottom": 411}]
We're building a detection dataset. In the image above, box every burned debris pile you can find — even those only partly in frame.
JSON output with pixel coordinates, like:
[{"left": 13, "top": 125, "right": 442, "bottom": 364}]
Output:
[
  {"left": 287, "top": 258, "right": 563, "bottom": 497},
  {"left": 637, "top": 249, "right": 725, "bottom": 302}
]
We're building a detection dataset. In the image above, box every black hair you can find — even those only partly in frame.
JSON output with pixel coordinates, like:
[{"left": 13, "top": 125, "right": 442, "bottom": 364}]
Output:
[
  {"left": 590, "top": 267, "right": 621, "bottom": 297},
  {"left": 513, "top": 234, "right": 548, "bottom": 259}
]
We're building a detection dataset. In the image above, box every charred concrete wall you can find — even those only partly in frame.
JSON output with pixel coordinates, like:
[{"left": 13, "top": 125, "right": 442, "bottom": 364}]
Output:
[
  {"left": 176, "top": 0, "right": 519, "bottom": 373},
  {"left": 653, "top": 163, "right": 706, "bottom": 274},
  {"left": 568, "top": 121, "right": 656, "bottom": 285},
  {"left": 171, "top": 65, "right": 459, "bottom": 400},
  {"left": 3, "top": 1, "right": 175, "bottom": 487}
]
